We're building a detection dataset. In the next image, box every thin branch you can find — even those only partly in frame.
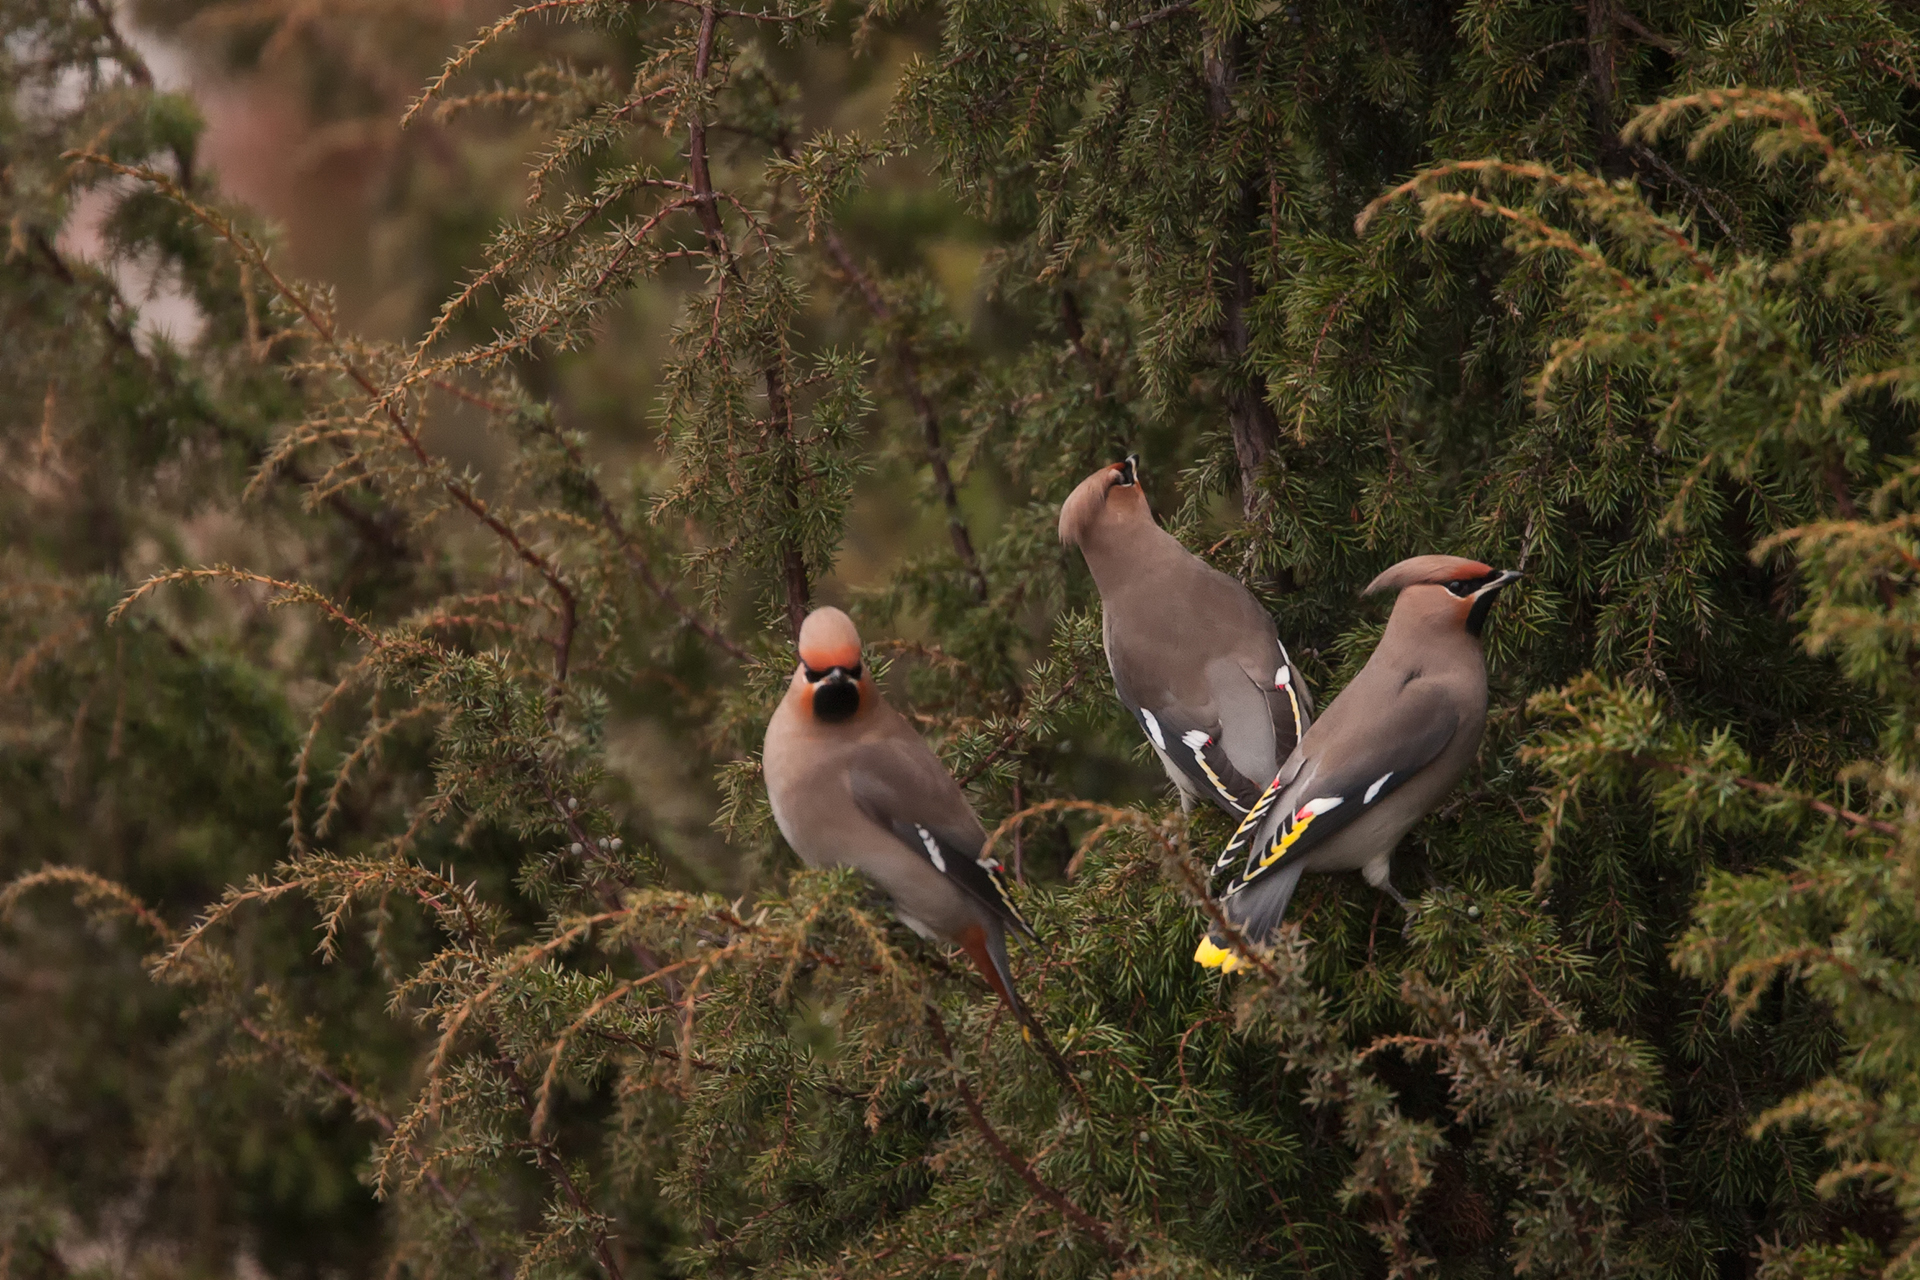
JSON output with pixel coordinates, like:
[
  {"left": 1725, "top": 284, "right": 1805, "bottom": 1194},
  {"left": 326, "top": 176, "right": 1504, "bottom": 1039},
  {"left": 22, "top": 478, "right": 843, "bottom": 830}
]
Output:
[
  {"left": 66, "top": 155, "right": 581, "bottom": 693},
  {"left": 235, "top": 1018, "right": 507, "bottom": 1277},
  {"left": 819, "top": 229, "right": 988, "bottom": 601},
  {"left": 1058, "top": 290, "right": 1113, "bottom": 401},
  {"left": 525, "top": 414, "right": 747, "bottom": 659},
  {"left": 645, "top": 0, "right": 805, "bottom": 20},
  {"left": 684, "top": 7, "right": 811, "bottom": 639},
  {"left": 498, "top": 1058, "right": 627, "bottom": 1280},
  {"left": 1122, "top": 0, "right": 1195, "bottom": 29},
  {"left": 534, "top": 776, "right": 682, "bottom": 991},
  {"left": 1614, "top": 8, "right": 1679, "bottom": 53},
  {"left": 924, "top": 1007, "right": 1132, "bottom": 1262},
  {"left": 1201, "top": 31, "right": 1278, "bottom": 514},
  {"left": 1627, "top": 753, "right": 1902, "bottom": 838},
  {"left": 80, "top": 0, "right": 153, "bottom": 87},
  {"left": 958, "top": 668, "right": 1085, "bottom": 786}
]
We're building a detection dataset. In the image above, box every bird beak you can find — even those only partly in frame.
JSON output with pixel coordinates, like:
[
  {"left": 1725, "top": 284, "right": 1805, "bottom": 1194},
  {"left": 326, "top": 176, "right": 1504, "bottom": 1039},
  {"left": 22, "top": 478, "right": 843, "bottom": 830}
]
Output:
[{"left": 1482, "top": 569, "right": 1523, "bottom": 596}]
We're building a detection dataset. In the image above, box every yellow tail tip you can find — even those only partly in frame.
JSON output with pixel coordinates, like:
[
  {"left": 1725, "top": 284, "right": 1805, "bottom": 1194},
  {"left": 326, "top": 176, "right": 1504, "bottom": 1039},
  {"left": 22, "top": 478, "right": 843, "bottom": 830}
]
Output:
[{"left": 1193, "top": 937, "right": 1244, "bottom": 972}]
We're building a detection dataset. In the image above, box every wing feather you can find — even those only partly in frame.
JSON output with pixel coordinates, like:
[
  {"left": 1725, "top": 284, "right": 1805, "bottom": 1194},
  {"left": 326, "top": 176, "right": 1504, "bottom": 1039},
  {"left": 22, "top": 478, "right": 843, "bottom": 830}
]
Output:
[
  {"left": 846, "top": 744, "right": 1033, "bottom": 938},
  {"left": 1218, "top": 687, "right": 1458, "bottom": 898}
]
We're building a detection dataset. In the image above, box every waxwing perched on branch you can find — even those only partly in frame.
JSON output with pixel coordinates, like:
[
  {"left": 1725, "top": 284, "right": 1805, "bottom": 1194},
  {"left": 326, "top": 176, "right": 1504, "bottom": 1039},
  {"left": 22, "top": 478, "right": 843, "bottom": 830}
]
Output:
[
  {"left": 1059, "top": 457, "right": 1314, "bottom": 819},
  {"left": 1194, "top": 555, "right": 1522, "bottom": 971},
  {"left": 764, "top": 608, "right": 1071, "bottom": 1079}
]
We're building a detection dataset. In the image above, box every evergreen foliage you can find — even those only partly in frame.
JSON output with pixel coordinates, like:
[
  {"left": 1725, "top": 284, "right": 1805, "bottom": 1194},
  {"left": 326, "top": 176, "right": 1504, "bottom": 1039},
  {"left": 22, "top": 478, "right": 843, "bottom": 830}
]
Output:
[{"left": 11, "top": 0, "right": 1920, "bottom": 1277}]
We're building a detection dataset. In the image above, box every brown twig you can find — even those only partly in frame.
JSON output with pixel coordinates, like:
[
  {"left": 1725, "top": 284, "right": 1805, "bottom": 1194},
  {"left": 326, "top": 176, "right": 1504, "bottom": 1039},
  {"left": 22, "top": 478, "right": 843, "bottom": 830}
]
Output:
[
  {"left": 234, "top": 1017, "right": 507, "bottom": 1276},
  {"left": 1627, "top": 753, "right": 1902, "bottom": 838},
  {"left": 821, "top": 229, "right": 989, "bottom": 601},
  {"left": 1122, "top": 0, "right": 1195, "bottom": 29},
  {"left": 1614, "top": 7, "right": 1678, "bottom": 53},
  {"left": 530, "top": 417, "right": 747, "bottom": 659},
  {"left": 20, "top": 220, "right": 408, "bottom": 563},
  {"left": 1058, "top": 290, "right": 1113, "bottom": 402},
  {"left": 1202, "top": 30, "right": 1279, "bottom": 514},
  {"left": 67, "top": 156, "right": 583, "bottom": 693},
  {"left": 535, "top": 778, "right": 682, "bottom": 990},
  {"left": 498, "top": 1058, "right": 627, "bottom": 1280},
  {"left": 958, "top": 668, "right": 1086, "bottom": 786},
  {"left": 80, "top": 0, "right": 153, "bottom": 87},
  {"left": 685, "top": 7, "right": 811, "bottom": 639},
  {"left": 924, "top": 1007, "right": 1132, "bottom": 1261}
]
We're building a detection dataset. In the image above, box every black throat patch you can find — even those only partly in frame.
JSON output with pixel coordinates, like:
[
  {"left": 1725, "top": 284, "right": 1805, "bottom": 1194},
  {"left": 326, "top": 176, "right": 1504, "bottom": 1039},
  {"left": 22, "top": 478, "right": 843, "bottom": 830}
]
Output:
[
  {"left": 812, "top": 677, "right": 861, "bottom": 723},
  {"left": 1465, "top": 594, "right": 1497, "bottom": 638}
]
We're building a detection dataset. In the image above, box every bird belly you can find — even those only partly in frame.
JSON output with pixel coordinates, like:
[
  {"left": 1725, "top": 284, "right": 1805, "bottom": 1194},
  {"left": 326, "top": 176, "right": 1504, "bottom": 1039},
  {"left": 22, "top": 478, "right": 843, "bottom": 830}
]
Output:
[
  {"left": 896, "top": 913, "right": 940, "bottom": 941},
  {"left": 1298, "top": 801, "right": 1421, "bottom": 874},
  {"left": 767, "top": 788, "right": 807, "bottom": 863}
]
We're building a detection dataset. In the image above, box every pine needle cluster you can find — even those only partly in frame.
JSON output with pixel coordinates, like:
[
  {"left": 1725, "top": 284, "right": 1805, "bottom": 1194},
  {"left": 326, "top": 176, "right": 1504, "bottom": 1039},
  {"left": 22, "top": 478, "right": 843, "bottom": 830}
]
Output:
[{"left": 10, "top": 0, "right": 1920, "bottom": 1277}]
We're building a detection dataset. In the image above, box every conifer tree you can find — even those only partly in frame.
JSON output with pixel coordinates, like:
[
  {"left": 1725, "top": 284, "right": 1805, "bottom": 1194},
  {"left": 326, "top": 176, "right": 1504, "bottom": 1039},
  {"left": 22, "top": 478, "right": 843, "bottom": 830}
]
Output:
[{"left": 12, "top": 0, "right": 1920, "bottom": 1277}]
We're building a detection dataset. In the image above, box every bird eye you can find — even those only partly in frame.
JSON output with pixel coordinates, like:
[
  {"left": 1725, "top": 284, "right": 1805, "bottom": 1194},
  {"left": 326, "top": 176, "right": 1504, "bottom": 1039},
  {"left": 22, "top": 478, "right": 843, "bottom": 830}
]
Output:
[{"left": 1446, "top": 572, "right": 1499, "bottom": 598}]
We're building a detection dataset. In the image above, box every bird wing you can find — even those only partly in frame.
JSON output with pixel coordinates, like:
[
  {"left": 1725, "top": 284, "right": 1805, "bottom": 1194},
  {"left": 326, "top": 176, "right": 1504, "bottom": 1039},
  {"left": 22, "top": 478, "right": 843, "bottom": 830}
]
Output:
[
  {"left": 1106, "top": 603, "right": 1312, "bottom": 816},
  {"left": 1239, "top": 638, "right": 1313, "bottom": 769},
  {"left": 1104, "top": 652, "right": 1271, "bottom": 815},
  {"left": 1276, "top": 639, "right": 1315, "bottom": 736},
  {"left": 844, "top": 741, "right": 1034, "bottom": 939},
  {"left": 1213, "top": 683, "right": 1459, "bottom": 896},
  {"left": 1125, "top": 698, "right": 1270, "bottom": 814}
]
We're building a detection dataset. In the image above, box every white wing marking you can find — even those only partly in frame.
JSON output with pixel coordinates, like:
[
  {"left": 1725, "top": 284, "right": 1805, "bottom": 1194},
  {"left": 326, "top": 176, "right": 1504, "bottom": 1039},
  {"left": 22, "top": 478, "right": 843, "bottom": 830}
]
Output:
[
  {"left": 1364, "top": 773, "right": 1392, "bottom": 804},
  {"left": 914, "top": 824, "right": 946, "bottom": 872},
  {"left": 1140, "top": 708, "right": 1166, "bottom": 749}
]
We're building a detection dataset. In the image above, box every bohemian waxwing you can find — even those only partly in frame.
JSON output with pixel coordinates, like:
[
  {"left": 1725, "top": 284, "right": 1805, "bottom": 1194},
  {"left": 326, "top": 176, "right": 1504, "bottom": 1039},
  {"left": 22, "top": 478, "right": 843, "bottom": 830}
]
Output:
[
  {"left": 764, "top": 608, "right": 1063, "bottom": 1064},
  {"left": 1059, "top": 457, "right": 1314, "bottom": 819},
  {"left": 1195, "top": 555, "right": 1522, "bottom": 971}
]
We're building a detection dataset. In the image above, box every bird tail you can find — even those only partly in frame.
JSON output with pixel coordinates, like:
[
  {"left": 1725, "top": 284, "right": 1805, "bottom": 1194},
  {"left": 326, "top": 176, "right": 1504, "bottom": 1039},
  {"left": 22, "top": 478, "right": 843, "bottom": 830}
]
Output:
[
  {"left": 958, "top": 923, "right": 1081, "bottom": 1096},
  {"left": 1193, "top": 858, "right": 1306, "bottom": 972}
]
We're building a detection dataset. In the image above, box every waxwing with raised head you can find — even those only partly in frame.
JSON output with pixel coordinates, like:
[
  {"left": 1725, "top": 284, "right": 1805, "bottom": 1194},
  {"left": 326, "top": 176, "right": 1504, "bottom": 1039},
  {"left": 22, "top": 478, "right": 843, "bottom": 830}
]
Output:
[
  {"left": 763, "top": 607, "right": 1068, "bottom": 1075},
  {"left": 1059, "top": 457, "right": 1314, "bottom": 820},
  {"left": 1195, "top": 555, "right": 1522, "bottom": 971}
]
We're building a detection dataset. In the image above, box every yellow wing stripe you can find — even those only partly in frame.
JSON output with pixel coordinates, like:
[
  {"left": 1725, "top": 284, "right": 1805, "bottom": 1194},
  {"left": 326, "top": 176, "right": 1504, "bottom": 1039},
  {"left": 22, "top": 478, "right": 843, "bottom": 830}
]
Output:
[
  {"left": 1218, "top": 773, "right": 1284, "bottom": 867},
  {"left": 1255, "top": 796, "right": 1345, "bottom": 872},
  {"left": 1281, "top": 674, "right": 1304, "bottom": 745},
  {"left": 979, "top": 856, "right": 1032, "bottom": 933},
  {"left": 1257, "top": 808, "right": 1319, "bottom": 869},
  {"left": 1188, "top": 737, "right": 1248, "bottom": 813}
]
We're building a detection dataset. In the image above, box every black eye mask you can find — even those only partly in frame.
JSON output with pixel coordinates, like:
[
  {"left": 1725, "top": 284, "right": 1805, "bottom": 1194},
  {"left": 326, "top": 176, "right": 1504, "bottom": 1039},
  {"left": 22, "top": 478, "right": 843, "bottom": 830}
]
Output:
[
  {"left": 1113, "top": 455, "right": 1137, "bottom": 487},
  {"left": 1444, "top": 572, "right": 1502, "bottom": 599}
]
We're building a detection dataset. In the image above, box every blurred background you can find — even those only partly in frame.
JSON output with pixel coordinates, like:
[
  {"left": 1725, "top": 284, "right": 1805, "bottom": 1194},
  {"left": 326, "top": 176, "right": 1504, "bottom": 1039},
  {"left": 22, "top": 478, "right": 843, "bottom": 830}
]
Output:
[
  {"left": 2, "top": 3, "right": 1166, "bottom": 1273},
  {"left": 10, "top": 3, "right": 951, "bottom": 1272}
]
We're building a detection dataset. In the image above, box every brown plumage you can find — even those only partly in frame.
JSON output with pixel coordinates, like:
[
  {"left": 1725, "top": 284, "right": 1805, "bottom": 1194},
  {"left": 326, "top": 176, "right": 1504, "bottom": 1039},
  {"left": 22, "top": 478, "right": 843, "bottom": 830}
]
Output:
[
  {"left": 1060, "top": 457, "right": 1313, "bottom": 818},
  {"left": 764, "top": 608, "right": 1067, "bottom": 1071},
  {"left": 1196, "top": 555, "right": 1521, "bottom": 970}
]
